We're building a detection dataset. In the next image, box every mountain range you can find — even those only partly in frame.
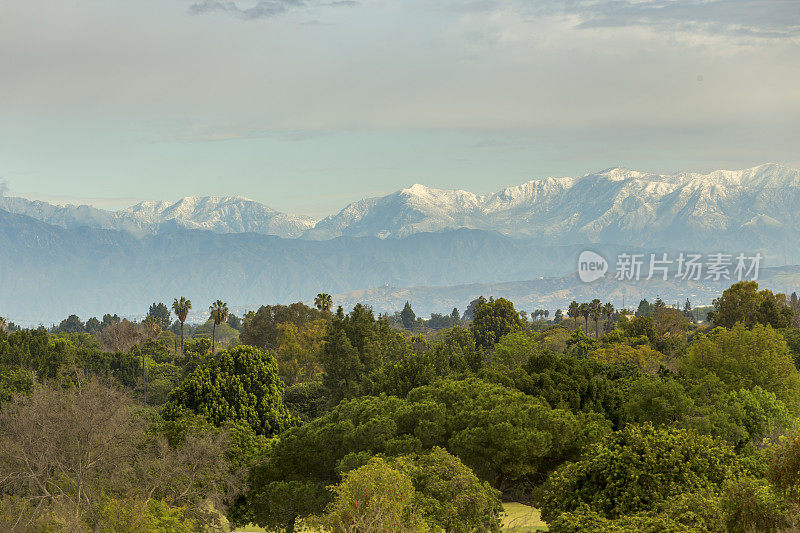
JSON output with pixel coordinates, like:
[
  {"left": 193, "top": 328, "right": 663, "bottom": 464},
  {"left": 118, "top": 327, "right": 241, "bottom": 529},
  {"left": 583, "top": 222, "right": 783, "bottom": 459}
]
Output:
[
  {"left": 4, "top": 163, "right": 800, "bottom": 257},
  {"left": 1, "top": 163, "right": 799, "bottom": 323},
  {"left": 0, "top": 195, "right": 316, "bottom": 238}
]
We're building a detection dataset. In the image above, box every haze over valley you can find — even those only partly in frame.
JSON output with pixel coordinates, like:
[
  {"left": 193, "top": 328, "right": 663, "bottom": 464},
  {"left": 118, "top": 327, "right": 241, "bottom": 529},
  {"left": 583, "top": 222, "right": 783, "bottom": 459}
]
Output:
[{"left": 2, "top": 163, "right": 800, "bottom": 323}]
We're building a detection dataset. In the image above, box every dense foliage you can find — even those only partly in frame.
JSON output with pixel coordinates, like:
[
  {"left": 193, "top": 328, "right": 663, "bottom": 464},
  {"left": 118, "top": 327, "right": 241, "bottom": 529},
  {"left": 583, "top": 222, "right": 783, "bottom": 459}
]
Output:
[
  {"left": 163, "top": 345, "right": 293, "bottom": 437},
  {"left": 3, "top": 284, "right": 800, "bottom": 531}
]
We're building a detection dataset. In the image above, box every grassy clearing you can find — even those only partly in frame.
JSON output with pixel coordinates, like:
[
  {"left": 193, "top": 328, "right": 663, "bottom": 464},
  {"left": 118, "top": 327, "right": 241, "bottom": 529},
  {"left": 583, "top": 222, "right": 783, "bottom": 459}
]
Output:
[
  {"left": 233, "top": 502, "right": 547, "bottom": 532},
  {"left": 502, "top": 502, "right": 548, "bottom": 532}
]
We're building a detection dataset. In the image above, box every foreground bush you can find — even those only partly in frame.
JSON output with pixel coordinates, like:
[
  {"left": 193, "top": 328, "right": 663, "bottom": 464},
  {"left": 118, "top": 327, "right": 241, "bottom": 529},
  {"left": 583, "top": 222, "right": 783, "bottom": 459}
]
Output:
[
  {"left": 163, "top": 344, "right": 294, "bottom": 436},
  {"left": 235, "top": 378, "right": 606, "bottom": 531},
  {"left": 538, "top": 424, "right": 737, "bottom": 523},
  {"left": 310, "top": 457, "right": 423, "bottom": 533},
  {"left": 0, "top": 380, "right": 236, "bottom": 532}
]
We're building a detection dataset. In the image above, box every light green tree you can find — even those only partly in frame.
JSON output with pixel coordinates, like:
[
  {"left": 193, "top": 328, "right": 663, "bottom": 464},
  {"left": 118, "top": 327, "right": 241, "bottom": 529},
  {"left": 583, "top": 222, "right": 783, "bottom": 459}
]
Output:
[
  {"left": 538, "top": 424, "right": 737, "bottom": 523},
  {"left": 310, "top": 457, "right": 422, "bottom": 533},
  {"left": 680, "top": 323, "right": 800, "bottom": 412}
]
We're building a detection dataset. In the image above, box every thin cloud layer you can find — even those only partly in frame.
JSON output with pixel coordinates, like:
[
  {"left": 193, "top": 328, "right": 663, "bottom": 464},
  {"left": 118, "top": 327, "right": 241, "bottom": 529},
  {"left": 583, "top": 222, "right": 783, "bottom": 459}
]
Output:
[
  {"left": 448, "top": 0, "right": 800, "bottom": 43},
  {"left": 565, "top": 0, "right": 800, "bottom": 40},
  {"left": 189, "top": 0, "right": 355, "bottom": 19},
  {"left": 0, "top": 0, "right": 798, "bottom": 213}
]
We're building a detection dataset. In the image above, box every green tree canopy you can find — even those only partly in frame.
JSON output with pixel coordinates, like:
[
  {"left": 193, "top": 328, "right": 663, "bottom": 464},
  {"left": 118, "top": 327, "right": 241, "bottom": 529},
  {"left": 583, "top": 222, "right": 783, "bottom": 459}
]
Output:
[
  {"left": 147, "top": 302, "right": 172, "bottom": 330},
  {"left": 396, "top": 446, "right": 502, "bottom": 533},
  {"left": 310, "top": 457, "right": 421, "bottom": 533},
  {"left": 240, "top": 303, "right": 325, "bottom": 351},
  {"left": 320, "top": 304, "right": 410, "bottom": 400},
  {"left": 680, "top": 323, "right": 800, "bottom": 412},
  {"left": 709, "top": 281, "right": 793, "bottom": 329},
  {"left": 163, "top": 345, "right": 293, "bottom": 437},
  {"left": 406, "top": 378, "right": 610, "bottom": 489},
  {"left": 469, "top": 297, "right": 527, "bottom": 349},
  {"left": 237, "top": 378, "right": 608, "bottom": 531},
  {"left": 400, "top": 301, "right": 416, "bottom": 330},
  {"left": 54, "top": 314, "right": 85, "bottom": 334},
  {"left": 538, "top": 424, "right": 737, "bottom": 523}
]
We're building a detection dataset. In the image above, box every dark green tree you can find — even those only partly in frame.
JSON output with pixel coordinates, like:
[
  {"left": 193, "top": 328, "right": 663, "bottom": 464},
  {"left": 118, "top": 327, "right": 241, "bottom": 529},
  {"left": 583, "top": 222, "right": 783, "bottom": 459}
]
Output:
[
  {"left": 684, "top": 298, "right": 694, "bottom": 322},
  {"left": 55, "top": 314, "right": 84, "bottom": 334},
  {"left": 451, "top": 308, "right": 460, "bottom": 322},
  {"left": 85, "top": 317, "right": 102, "bottom": 334},
  {"left": 163, "top": 345, "right": 293, "bottom": 437},
  {"left": 469, "top": 297, "right": 526, "bottom": 349},
  {"left": 579, "top": 303, "right": 591, "bottom": 333},
  {"left": 400, "top": 301, "right": 416, "bottom": 330},
  {"left": 636, "top": 299, "right": 653, "bottom": 318},
  {"left": 590, "top": 299, "right": 602, "bottom": 337},
  {"left": 567, "top": 301, "right": 580, "bottom": 323},
  {"left": 101, "top": 313, "right": 120, "bottom": 329},
  {"left": 602, "top": 302, "right": 615, "bottom": 333},
  {"left": 320, "top": 304, "right": 409, "bottom": 400},
  {"left": 147, "top": 302, "right": 172, "bottom": 330},
  {"left": 226, "top": 314, "right": 242, "bottom": 330},
  {"left": 314, "top": 293, "right": 333, "bottom": 312}
]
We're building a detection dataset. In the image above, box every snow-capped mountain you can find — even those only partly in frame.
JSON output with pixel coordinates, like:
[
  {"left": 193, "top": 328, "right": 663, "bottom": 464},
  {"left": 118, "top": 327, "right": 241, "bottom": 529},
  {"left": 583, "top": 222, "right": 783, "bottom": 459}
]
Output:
[
  {"left": 2, "top": 163, "right": 800, "bottom": 321},
  {"left": 2, "top": 163, "right": 799, "bottom": 251},
  {"left": 119, "top": 196, "right": 316, "bottom": 237},
  {"left": 0, "top": 195, "right": 316, "bottom": 238},
  {"left": 306, "top": 163, "right": 800, "bottom": 254}
]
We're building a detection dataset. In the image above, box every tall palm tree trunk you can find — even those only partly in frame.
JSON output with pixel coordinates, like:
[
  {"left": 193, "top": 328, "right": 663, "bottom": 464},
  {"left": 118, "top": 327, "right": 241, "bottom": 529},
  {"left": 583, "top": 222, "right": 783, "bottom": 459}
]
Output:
[
  {"left": 212, "top": 322, "right": 216, "bottom": 354},
  {"left": 180, "top": 321, "right": 185, "bottom": 358}
]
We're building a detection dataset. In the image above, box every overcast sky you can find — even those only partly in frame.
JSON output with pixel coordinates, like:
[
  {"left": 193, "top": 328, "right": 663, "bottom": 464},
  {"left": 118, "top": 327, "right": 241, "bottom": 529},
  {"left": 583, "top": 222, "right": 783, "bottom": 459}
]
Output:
[{"left": 1, "top": 0, "right": 799, "bottom": 217}]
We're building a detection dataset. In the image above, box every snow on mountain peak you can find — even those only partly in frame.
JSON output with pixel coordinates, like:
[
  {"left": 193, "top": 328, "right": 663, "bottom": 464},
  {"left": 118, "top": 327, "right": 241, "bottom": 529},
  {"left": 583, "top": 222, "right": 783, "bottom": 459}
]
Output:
[
  {"left": 1, "top": 194, "right": 313, "bottom": 238},
  {"left": 2, "top": 163, "right": 798, "bottom": 244},
  {"left": 308, "top": 163, "right": 800, "bottom": 241}
]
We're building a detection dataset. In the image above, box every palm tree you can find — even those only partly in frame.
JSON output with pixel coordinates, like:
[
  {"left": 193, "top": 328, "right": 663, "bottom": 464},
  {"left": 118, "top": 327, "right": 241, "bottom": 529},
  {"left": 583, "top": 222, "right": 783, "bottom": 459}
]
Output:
[
  {"left": 579, "top": 303, "right": 591, "bottom": 333},
  {"left": 172, "top": 297, "right": 191, "bottom": 358},
  {"left": 315, "top": 293, "right": 333, "bottom": 312},
  {"left": 568, "top": 301, "right": 580, "bottom": 329},
  {"left": 603, "top": 302, "right": 615, "bottom": 332},
  {"left": 590, "top": 299, "right": 602, "bottom": 337},
  {"left": 209, "top": 300, "right": 229, "bottom": 354}
]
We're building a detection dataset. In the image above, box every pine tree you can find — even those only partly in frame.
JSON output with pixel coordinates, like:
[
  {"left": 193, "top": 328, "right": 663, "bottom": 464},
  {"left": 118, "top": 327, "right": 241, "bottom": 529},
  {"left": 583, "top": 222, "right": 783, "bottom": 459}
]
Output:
[{"left": 400, "top": 301, "right": 416, "bottom": 330}]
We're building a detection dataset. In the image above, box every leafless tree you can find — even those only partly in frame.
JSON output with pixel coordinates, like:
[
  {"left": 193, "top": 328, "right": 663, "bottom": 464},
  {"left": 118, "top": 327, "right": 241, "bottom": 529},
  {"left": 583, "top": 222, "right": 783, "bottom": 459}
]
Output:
[
  {"left": 0, "top": 380, "right": 238, "bottom": 531},
  {"left": 100, "top": 319, "right": 141, "bottom": 352}
]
